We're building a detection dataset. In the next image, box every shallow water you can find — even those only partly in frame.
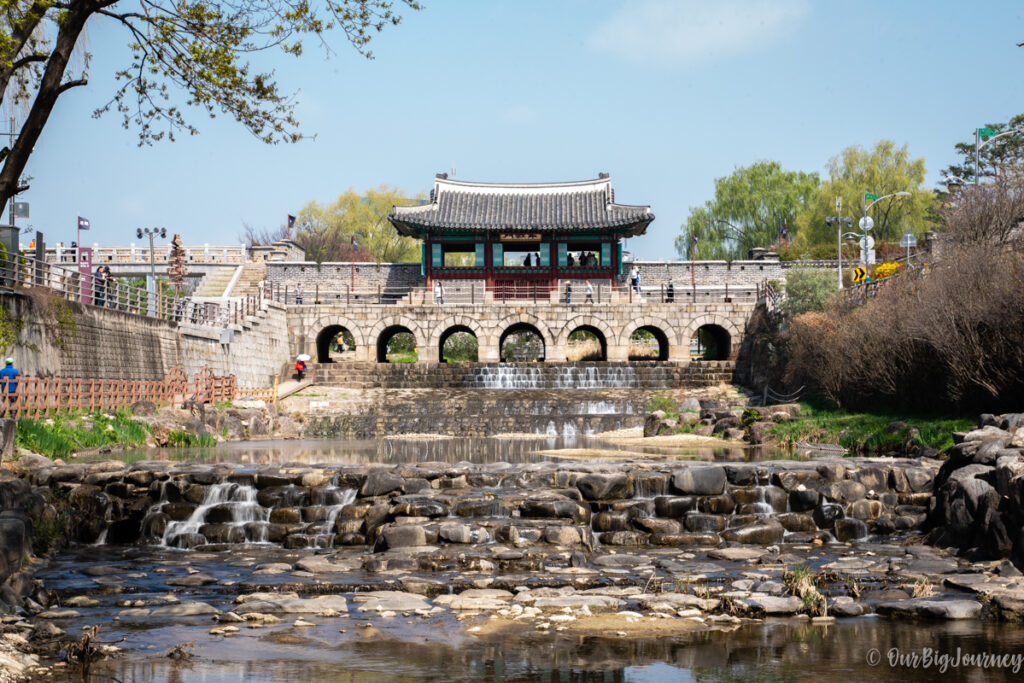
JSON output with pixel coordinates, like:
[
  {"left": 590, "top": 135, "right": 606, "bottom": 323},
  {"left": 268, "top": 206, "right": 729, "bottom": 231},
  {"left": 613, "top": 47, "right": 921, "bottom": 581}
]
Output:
[{"left": 102, "top": 436, "right": 796, "bottom": 466}]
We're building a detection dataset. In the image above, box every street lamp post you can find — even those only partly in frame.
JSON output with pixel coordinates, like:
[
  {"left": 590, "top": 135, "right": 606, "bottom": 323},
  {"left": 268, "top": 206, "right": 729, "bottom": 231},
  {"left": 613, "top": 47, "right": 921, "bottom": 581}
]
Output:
[
  {"left": 974, "top": 127, "right": 1024, "bottom": 181},
  {"left": 826, "top": 196, "right": 852, "bottom": 289},
  {"left": 862, "top": 191, "right": 911, "bottom": 262},
  {"left": 137, "top": 227, "right": 167, "bottom": 313}
]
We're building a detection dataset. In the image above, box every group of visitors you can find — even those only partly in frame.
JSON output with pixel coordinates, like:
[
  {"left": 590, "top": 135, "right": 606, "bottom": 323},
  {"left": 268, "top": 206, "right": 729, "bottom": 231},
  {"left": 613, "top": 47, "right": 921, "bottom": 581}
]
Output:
[
  {"left": 567, "top": 251, "right": 599, "bottom": 268},
  {"left": 521, "top": 252, "right": 542, "bottom": 267},
  {"left": 565, "top": 279, "right": 595, "bottom": 305},
  {"left": 92, "top": 266, "right": 115, "bottom": 307}
]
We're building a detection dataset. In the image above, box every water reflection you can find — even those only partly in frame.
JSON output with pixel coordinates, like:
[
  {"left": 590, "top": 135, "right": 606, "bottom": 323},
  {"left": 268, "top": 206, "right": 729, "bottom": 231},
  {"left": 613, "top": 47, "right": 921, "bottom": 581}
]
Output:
[
  {"left": 83, "top": 619, "right": 1024, "bottom": 682},
  {"left": 105, "top": 438, "right": 796, "bottom": 466}
]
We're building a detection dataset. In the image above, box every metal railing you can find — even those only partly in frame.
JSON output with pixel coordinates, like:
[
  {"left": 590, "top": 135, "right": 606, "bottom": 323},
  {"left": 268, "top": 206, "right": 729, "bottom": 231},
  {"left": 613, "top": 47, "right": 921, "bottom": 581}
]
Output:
[{"left": 0, "top": 253, "right": 270, "bottom": 329}]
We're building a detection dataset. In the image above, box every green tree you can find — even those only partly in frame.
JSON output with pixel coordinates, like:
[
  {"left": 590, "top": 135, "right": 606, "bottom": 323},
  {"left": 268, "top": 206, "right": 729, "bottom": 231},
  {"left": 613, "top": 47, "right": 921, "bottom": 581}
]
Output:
[
  {"left": 295, "top": 186, "right": 425, "bottom": 263},
  {"left": 941, "top": 114, "right": 1024, "bottom": 184},
  {"left": 0, "top": 0, "right": 420, "bottom": 216},
  {"left": 794, "top": 141, "right": 937, "bottom": 256},
  {"left": 676, "top": 161, "right": 819, "bottom": 260},
  {"left": 780, "top": 268, "right": 836, "bottom": 317}
]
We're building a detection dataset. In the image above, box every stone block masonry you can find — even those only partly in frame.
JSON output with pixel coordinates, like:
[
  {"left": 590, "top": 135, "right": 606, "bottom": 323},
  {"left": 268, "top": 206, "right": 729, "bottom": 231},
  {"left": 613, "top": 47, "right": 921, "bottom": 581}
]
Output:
[
  {"left": 622, "top": 260, "right": 784, "bottom": 288},
  {"left": 2, "top": 292, "right": 289, "bottom": 388}
]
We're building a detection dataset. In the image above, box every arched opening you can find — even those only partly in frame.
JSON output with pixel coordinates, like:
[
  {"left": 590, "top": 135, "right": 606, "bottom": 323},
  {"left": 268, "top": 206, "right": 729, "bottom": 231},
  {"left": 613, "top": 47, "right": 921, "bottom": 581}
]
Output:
[
  {"left": 377, "top": 326, "right": 418, "bottom": 363},
  {"left": 500, "top": 323, "right": 545, "bottom": 362},
  {"left": 691, "top": 324, "right": 731, "bottom": 361},
  {"left": 315, "top": 325, "right": 357, "bottom": 363},
  {"left": 628, "top": 326, "right": 669, "bottom": 361},
  {"left": 566, "top": 326, "right": 607, "bottom": 361},
  {"left": 439, "top": 326, "right": 479, "bottom": 363}
]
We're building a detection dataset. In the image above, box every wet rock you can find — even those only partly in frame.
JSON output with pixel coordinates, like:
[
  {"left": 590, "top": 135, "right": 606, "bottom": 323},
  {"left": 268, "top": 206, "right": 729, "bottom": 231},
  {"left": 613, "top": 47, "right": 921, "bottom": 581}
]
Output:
[
  {"left": 650, "top": 532, "right": 720, "bottom": 546},
  {"left": 378, "top": 524, "right": 427, "bottom": 549},
  {"left": 439, "top": 523, "right": 491, "bottom": 544},
  {"left": 834, "top": 518, "right": 868, "bottom": 541},
  {"left": 360, "top": 469, "right": 404, "bottom": 497},
  {"left": 199, "top": 524, "right": 245, "bottom": 544},
  {"left": 654, "top": 496, "right": 696, "bottom": 518},
  {"left": 685, "top": 513, "right": 726, "bottom": 533},
  {"left": 236, "top": 595, "right": 348, "bottom": 614},
  {"left": 699, "top": 494, "right": 735, "bottom": 514},
  {"left": 812, "top": 504, "right": 844, "bottom": 529},
  {"left": 390, "top": 498, "right": 449, "bottom": 518},
  {"left": 592, "top": 511, "right": 631, "bottom": 532},
  {"left": 777, "top": 513, "right": 816, "bottom": 533},
  {"left": 743, "top": 595, "right": 801, "bottom": 615},
  {"left": 533, "top": 595, "right": 624, "bottom": 610},
  {"left": 520, "top": 494, "right": 588, "bottom": 523},
  {"left": 788, "top": 488, "right": 820, "bottom": 512},
  {"left": 166, "top": 573, "right": 217, "bottom": 587},
  {"left": 854, "top": 467, "right": 888, "bottom": 491},
  {"left": 721, "top": 520, "right": 784, "bottom": 545},
  {"left": 829, "top": 596, "right": 865, "bottom": 617},
  {"left": 708, "top": 547, "right": 766, "bottom": 561},
  {"left": 875, "top": 599, "right": 982, "bottom": 620},
  {"left": 672, "top": 467, "right": 727, "bottom": 496},
  {"left": 631, "top": 517, "right": 683, "bottom": 535},
  {"left": 150, "top": 602, "right": 220, "bottom": 617},
  {"left": 256, "top": 486, "right": 307, "bottom": 508},
  {"left": 848, "top": 500, "right": 884, "bottom": 520},
  {"left": 723, "top": 466, "right": 756, "bottom": 486},
  {"left": 543, "top": 526, "right": 581, "bottom": 545},
  {"left": 600, "top": 531, "right": 648, "bottom": 546},
  {"left": 576, "top": 473, "right": 633, "bottom": 501}
]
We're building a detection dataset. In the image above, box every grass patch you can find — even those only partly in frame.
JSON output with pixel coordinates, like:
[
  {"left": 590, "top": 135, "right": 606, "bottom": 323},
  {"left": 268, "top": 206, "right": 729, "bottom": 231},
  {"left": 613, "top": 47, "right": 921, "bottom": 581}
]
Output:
[
  {"left": 167, "top": 430, "right": 217, "bottom": 448},
  {"left": 386, "top": 351, "right": 418, "bottom": 363},
  {"left": 16, "top": 410, "right": 151, "bottom": 458},
  {"left": 766, "top": 400, "right": 973, "bottom": 455}
]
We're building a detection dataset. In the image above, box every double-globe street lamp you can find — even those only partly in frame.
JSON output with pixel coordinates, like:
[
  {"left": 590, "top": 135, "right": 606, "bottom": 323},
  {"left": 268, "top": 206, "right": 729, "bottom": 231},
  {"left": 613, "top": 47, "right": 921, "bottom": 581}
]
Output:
[{"left": 825, "top": 196, "right": 852, "bottom": 290}]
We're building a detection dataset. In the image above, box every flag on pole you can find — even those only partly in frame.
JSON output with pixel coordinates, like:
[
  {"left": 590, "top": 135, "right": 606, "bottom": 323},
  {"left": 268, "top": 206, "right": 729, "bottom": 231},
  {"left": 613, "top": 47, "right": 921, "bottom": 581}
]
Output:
[
  {"left": 77, "top": 216, "right": 90, "bottom": 231},
  {"left": 351, "top": 235, "right": 358, "bottom": 250},
  {"left": 287, "top": 215, "right": 295, "bottom": 229},
  {"left": 690, "top": 231, "right": 698, "bottom": 257}
]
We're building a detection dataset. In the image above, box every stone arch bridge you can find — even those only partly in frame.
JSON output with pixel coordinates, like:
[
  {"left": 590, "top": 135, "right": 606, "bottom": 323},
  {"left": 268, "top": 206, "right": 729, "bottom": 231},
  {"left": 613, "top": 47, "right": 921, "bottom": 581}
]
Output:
[{"left": 287, "top": 301, "right": 754, "bottom": 364}]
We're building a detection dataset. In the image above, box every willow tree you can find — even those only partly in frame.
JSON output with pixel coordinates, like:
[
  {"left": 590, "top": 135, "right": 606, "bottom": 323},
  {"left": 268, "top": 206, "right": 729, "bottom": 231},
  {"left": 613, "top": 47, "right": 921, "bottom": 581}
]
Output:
[{"left": 0, "top": 0, "right": 421, "bottom": 212}]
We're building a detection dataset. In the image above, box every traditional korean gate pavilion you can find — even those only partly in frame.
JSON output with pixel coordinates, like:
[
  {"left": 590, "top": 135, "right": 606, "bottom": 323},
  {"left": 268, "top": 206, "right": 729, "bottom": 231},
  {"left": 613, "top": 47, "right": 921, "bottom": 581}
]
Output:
[{"left": 388, "top": 173, "right": 654, "bottom": 299}]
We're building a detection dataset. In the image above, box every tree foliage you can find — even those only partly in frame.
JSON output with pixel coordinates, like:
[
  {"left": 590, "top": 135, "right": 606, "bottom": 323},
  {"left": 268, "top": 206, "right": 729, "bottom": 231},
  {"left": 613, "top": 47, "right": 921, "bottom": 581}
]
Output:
[
  {"left": 0, "top": 0, "right": 421, "bottom": 212},
  {"left": 941, "top": 113, "right": 1024, "bottom": 184},
  {"left": 676, "top": 161, "right": 819, "bottom": 260},
  {"left": 794, "top": 141, "right": 936, "bottom": 253},
  {"left": 780, "top": 268, "right": 836, "bottom": 317},
  {"left": 291, "top": 186, "right": 425, "bottom": 263}
]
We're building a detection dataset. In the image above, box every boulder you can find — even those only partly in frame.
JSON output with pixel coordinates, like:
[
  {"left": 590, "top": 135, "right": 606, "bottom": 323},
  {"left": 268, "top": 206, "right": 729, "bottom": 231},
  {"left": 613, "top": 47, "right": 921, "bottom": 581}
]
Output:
[
  {"left": 360, "top": 469, "right": 404, "bottom": 497},
  {"left": 834, "top": 518, "right": 868, "bottom": 541},
  {"left": 576, "top": 473, "right": 633, "bottom": 501},
  {"left": 722, "top": 520, "right": 784, "bottom": 545},
  {"left": 378, "top": 523, "right": 427, "bottom": 549},
  {"left": 672, "top": 467, "right": 727, "bottom": 495}
]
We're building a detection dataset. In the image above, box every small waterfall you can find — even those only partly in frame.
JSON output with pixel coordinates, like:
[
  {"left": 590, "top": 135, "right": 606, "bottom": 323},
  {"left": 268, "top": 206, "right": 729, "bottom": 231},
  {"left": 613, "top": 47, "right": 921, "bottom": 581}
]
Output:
[
  {"left": 475, "top": 364, "right": 641, "bottom": 389},
  {"left": 309, "top": 482, "right": 358, "bottom": 548},
  {"left": 93, "top": 504, "right": 114, "bottom": 545},
  {"left": 161, "top": 482, "right": 269, "bottom": 548},
  {"left": 479, "top": 365, "right": 543, "bottom": 389},
  {"left": 752, "top": 486, "right": 773, "bottom": 515}
]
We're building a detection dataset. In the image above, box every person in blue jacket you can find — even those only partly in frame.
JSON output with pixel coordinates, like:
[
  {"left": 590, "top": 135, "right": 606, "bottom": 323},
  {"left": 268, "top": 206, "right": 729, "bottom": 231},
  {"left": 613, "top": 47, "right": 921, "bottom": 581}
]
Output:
[{"left": 0, "top": 358, "right": 19, "bottom": 414}]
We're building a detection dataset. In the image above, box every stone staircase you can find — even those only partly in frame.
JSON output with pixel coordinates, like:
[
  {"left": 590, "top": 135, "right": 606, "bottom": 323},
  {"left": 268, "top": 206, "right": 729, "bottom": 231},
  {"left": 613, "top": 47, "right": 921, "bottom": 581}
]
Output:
[
  {"left": 192, "top": 266, "right": 238, "bottom": 298},
  {"left": 303, "top": 361, "right": 736, "bottom": 390},
  {"left": 228, "top": 261, "right": 267, "bottom": 298}
]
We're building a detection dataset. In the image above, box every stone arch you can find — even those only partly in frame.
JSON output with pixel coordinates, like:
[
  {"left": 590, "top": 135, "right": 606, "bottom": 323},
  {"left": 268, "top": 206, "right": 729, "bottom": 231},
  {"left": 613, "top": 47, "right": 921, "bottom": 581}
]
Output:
[
  {"left": 426, "top": 316, "right": 487, "bottom": 350},
  {"left": 618, "top": 316, "right": 680, "bottom": 349},
  {"left": 309, "top": 315, "right": 366, "bottom": 364},
  {"left": 495, "top": 312, "right": 555, "bottom": 350},
  {"left": 558, "top": 315, "right": 615, "bottom": 362},
  {"left": 368, "top": 316, "right": 424, "bottom": 363},
  {"left": 684, "top": 314, "right": 741, "bottom": 361},
  {"left": 437, "top": 325, "right": 480, "bottom": 363}
]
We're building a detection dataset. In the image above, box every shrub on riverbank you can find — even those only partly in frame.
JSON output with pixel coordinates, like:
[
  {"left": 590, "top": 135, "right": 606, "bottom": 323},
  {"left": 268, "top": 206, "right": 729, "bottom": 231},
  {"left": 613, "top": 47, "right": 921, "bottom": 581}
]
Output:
[
  {"left": 766, "top": 402, "right": 973, "bottom": 455},
  {"left": 16, "top": 411, "right": 151, "bottom": 458}
]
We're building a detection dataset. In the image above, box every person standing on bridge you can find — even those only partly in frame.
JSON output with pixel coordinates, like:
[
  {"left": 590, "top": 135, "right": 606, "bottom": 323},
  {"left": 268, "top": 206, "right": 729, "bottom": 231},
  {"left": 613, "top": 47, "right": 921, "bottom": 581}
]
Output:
[
  {"left": 294, "top": 284, "right": 303, "bottom": 305},
  {"left": 294, "top": 357, "right": 307, "bottom": 381},
  {"left": 433, "top": 280, "right": 444, "bottom": 305},
  {"left": 666, "top": 277, "right": 675, "bottom": 303},
  {"left": 565, "top": 280, "right": 572, "bottom": 304},
  {"left": 0, "top": 358, "right": 19, "bottom": 415},
  {"left": 585, "top": 280, "right": 594, "bottom": 304}
]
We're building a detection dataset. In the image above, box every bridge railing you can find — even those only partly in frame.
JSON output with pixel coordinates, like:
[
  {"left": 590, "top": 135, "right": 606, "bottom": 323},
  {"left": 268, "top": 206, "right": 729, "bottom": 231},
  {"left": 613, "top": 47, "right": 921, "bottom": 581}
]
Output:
[
  {"left": 259, "top": 280, "right": 759, "bottom": 306},
  {"left": 0, "top": 253, "right": 271, "bottom": 330},
  {"left": 35, "top": 244, "right": 247, "bottom": 266}
]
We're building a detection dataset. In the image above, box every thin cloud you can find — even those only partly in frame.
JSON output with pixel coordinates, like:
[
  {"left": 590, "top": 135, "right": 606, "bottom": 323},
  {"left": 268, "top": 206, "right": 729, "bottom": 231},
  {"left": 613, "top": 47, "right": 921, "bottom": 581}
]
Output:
[
  {"left": 588, "top": 0, "right": 809, "bottom": 66},
  {"left": 500, "top": 105, "right": 539, "bottom": 125}
]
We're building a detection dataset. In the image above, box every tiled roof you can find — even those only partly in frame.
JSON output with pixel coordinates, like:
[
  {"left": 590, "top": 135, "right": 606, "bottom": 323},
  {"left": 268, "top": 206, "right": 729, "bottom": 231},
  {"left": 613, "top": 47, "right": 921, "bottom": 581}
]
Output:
[{"left": 389, "top": 174, "right": 654, "bottom": 237}]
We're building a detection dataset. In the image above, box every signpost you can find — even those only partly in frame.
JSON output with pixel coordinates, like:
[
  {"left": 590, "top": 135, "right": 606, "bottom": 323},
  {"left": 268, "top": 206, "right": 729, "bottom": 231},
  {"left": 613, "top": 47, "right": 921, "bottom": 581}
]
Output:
[
  {"left": 851, "top": 266, "right": 867, "bottom": 283},
  {"left": 864, "top": 193, "right": 879, "bottom": 202},
  {"left": 858, "top": 216, "right": 874, "bottom": 232},
  {"left": 979, "top": 127, "right": 996, "bottom": 137},
  {"left": 78, "top": 247, "right": 93, "bottom": 305},
  {"left": 900, "top": 229, "right": 917, "bottom": 263}
]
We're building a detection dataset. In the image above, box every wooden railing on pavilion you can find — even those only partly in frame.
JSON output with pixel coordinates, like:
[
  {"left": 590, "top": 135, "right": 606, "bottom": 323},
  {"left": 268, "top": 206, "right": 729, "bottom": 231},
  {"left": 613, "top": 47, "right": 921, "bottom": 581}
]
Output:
[{"left": 0, "top": 366, "right": 277, "bottom": 419}]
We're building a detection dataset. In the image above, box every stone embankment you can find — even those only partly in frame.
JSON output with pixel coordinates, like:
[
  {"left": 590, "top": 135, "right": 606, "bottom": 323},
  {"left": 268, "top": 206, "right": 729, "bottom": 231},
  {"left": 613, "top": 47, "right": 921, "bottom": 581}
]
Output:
[{"left": 927, "top": 413, "right": 1024, "bottom": 580}]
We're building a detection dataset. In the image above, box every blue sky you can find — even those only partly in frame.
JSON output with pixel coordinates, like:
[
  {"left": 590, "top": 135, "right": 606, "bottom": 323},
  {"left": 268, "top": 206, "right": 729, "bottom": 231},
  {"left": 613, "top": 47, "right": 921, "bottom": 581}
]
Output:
[{"left": 18, "top": 0, "right": 1024, "bottom": 259}]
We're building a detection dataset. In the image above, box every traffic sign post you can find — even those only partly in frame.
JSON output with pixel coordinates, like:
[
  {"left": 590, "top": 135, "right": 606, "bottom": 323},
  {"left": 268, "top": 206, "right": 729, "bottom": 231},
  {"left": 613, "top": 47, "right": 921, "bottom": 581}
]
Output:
[
  {"left": 900, "top": 229, "right": 917, "bottom": 263},
  {"left": 858, "top": 216, "right": 874, "bottom": 231},
  {"left": 865, "top": 193, "right": 879, "bottom": 202},
  {"left": 851, "top": 266, "right": 867, "bottom": 283}
]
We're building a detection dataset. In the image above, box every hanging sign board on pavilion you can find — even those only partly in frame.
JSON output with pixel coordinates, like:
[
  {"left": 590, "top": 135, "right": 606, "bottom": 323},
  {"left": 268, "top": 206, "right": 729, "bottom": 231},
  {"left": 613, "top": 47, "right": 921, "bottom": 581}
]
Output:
[
  {"left": 851, "top": 266, "right": 867, "bottom": 283},
  {"left": 499, "top": 233, "right": 541, "bottom": 242}
]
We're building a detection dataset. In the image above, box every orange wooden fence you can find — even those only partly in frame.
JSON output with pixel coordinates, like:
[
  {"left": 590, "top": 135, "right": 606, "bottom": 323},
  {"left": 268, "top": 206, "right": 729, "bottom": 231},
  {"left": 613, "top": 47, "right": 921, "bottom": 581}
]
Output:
[{"left": 0, "top": 366, "right": 276, "bottom": 419}]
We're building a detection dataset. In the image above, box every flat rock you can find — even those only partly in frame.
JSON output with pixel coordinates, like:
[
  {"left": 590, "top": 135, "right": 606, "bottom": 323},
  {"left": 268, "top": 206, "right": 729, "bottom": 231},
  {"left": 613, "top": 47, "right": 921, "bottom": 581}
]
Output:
[
  {"left": 235, "top": 596, "right": 349, "bottom": 615},
  {"left": 150, "top": 602, "right": 220, "bottom": 617},
  {"left": 874, "top": 599, "right": 982, "bottom": 620},
  {"left": 742, "top": 595, "right": 801, "bottom": 615},
  {"left": 433, "top": 595, "right": 508, "bottom": 611},
  {"left": 708, "top": 548, "right": 767, "bottom": 562},
  {"left": 532, "top": 595, "right": 624, "bottom": 610},
  {"left": 64, "top": 596, "right": 100, "bottom": 608},
  {"left": 36, "top": 610, "right": 80, "bottom": 619},
  {"left": 351, "top": 591, "right": 431, "bottom": 612},
  {"left": 295, "top": 556, "right": 361, "bottom": 574},
  {"left": 166, "top": 573, "right": 217, "bottom": 587}
]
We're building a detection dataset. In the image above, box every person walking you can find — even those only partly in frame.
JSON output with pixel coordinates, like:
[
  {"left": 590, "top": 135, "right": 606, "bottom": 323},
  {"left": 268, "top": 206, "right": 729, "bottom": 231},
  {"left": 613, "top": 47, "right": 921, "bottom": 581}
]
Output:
[
  {"left": 585, "top": 279, "right": 594, "bottom": 304},
  {"left": 629, "top": 266, "right": 639, "bottom": 295},
  {"left": 666, "top": 277, "right": 675, "bottom": 303},
  {"left": 565, "top": 280, "right": 572, "bottom": 305},
  {"left": 294, "top": 284, "right": 303, "bottom": 305},
  {"left": 635, "top": 266, "right": 642, "bottom": 298},
  {"left": 433, "top": 280, "right": 444, "bottom": 305},
  {"left": 0, "top": 358, "right": 19, "bottom": 415},
  {"left": 294, "top": 357, "right": 307, "bottom": 381}
]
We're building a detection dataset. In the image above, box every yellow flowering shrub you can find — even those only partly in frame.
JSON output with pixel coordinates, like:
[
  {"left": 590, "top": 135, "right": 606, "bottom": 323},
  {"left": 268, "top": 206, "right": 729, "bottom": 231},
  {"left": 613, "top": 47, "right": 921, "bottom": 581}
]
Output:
[{"left": 874, "top": 262, "right": 902, "bottom": 280}]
